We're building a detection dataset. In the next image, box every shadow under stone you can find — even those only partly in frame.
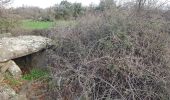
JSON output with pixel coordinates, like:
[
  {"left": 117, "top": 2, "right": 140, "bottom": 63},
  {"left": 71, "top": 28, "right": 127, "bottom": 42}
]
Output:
[{"left": 13, "top": 50, "right": 49, "bottom": 74}]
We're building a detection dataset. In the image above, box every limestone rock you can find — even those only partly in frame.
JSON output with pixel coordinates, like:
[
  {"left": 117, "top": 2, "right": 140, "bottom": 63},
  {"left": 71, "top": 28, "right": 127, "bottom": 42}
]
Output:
[
  {"left": 0, "top": 61, "right": 13, "bottom": 73},
  {"left": 0, "top": 35, "right": 53, "bottom": 62},
  {"left": 0, "top": 73, "right": 4, "bottom": 82},
  {"left": 0, "top": 84, "right": 16, "bottom": 100},
  {"left": 7, "top": 60, "right": 22, "bottom": 79},
  {"left": 0, "top": 92, "right": 10, "bottom": 100},
  {"left": 10, "top": 94, "right": 27, "bottom": 100}
]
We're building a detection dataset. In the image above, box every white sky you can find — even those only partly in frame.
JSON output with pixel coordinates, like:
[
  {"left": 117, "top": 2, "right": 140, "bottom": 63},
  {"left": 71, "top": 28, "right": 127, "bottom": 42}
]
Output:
[{"left": 11, "top": 0, "right": 101, "bottom": 8}]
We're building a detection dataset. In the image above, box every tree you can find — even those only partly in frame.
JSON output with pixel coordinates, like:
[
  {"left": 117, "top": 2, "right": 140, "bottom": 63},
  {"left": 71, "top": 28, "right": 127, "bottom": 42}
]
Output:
[
  {"left": 136, "top": 0, "right": 146, "bottom": 11},
  {"left": 54, "top": 1, "right": 83, "bottom": 20},
  {"left": 0, "top": 0, "right": 20, "bottom": 33},
  {"left": 72, "top": 3, "right": 83, "bottom": 19},
  {"left": 96, "top": 0, "right": 116, "bottom": 11},
  {"left": 0, "top": 0, "right": 11, "bottom": 7},
  {"left": 56, "top": 0, "right": 72, "bottom": 19},
  {"left": 133, "top": 0, "right": 168, "bottom": 15},
  {"left": 0, "top": 0, "right": 11, "bottom": 16}
]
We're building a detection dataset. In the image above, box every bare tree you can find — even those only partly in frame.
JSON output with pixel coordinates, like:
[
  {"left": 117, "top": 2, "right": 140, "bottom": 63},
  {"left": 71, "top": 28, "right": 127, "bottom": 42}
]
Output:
[
  {"left": 135, "top": 0, "right": 170, "bottom": 11},
  {"left": 136, "top": 0, "right": 146, "bottom": 12},
  {"left": 0, "top": 0, "right": 11, "bottom": 16},
  {"left": 0, "top": 0, "right": 11, "bottom": 7}
]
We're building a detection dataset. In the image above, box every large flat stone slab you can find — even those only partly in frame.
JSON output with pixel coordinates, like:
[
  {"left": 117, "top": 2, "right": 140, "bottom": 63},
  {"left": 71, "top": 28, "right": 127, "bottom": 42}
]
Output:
[{"left": 0, "top": 36, "right": 53, "bottom": 62}]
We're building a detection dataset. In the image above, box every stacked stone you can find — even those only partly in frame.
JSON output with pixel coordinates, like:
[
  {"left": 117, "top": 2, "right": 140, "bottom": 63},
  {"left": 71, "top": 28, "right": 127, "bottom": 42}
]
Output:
[{"left": 0, "top": 60, "right": 22, "bottom": 80}]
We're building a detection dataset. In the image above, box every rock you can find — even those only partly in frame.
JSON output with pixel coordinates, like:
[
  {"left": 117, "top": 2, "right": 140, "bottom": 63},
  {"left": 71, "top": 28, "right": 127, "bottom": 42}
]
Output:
[
  {"left": 0, "top": 60, "right": 22, "bottom": 78},
  {"left": 0, "top": 35, "right": 53, "bottom": 62},
  {"left": 7, "top": 60, "right": 22, "bottom": 79},
  {"left": 0, "top": 61, "right": 13, "bottom": 73},
  {"left": 0, "top": 60, "right": 22, "bottom": 79},
  {"left": 0, "top": 92, "right": 10, "bottom": 100},
  {"left": 0, "top": 73, "right": 4, "bottom": 82},
  {"left": 0, "top": 83, "right": 16, "bottom": 100},
  {"left": 10, "top": 94, "right": 27, "bottom": 100}
]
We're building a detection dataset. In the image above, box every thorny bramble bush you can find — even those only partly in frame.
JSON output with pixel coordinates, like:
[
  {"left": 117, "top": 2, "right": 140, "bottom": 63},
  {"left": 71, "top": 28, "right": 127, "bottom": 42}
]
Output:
[{"left": 45, "top": 7, "right": 170, "bottom": 100}]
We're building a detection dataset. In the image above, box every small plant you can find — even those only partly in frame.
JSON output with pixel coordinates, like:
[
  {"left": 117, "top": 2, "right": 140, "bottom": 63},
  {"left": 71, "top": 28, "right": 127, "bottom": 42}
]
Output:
[
  {"left": 22, "top": 68, "right": 49, "bottom": 80},
  {"left": 3, "top": 73, "right": 25, "bottom": 92},
  {"left": 4, "top": 73, "right": 23, "bottom": 86}
]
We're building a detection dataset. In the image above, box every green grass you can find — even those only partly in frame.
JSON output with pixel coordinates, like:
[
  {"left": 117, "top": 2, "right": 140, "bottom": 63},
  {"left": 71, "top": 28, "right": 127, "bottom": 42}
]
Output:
[
  {"left": 22, "top": 20, "right": 76, "bottom": 30},
  {"left": 22, "top": 20, "right": 54, "bottom": 30},
  {"left": 55, "top": 20, "right": 76, "bottom": 27},
  {"left": 22, "top": 68, "right": 49, "bottom": 80},
  {"left": 4, "top": 73, "right": 23, "bottom": 86}
]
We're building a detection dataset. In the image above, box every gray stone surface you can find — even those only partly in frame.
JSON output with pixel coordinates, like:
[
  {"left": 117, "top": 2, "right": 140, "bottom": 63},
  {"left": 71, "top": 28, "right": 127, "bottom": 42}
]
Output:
[
  {"left": 0, "top": 73, "right": 4, "bottom": 82},
  {"left": 7, "top": 60, "right": 22, "bottom": 79},
  {"left": 0, "top": 93, "right": 10, "bottom": 100},
  {"left": 0, "top": 61, "right": 12, "bottom": 73},
  {"left": 0, "top": 35, "right": 51, "bottom": 100},
  {"left": 10, "top": 94, "right": 27, "bottom": 100},
  {"left": 0, "top": 35, "right": 53, "bottom": 62},
  {"left": 0, "top": 84, "right": 16, "bottom": 100}
]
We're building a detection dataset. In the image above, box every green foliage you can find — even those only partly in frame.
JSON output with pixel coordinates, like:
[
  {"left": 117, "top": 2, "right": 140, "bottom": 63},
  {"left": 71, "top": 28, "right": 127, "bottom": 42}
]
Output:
[
  {"left": 4, "top": 73, "right": 23, "bottom": 86},
  {"left": 72, "top": 3, "right": 83, "bottom": 19},
  {"left": 22, "top": 20, "right": 75, "bottom": 30},
  {"left": 54, "top": 0, "right": 83, "bottom": 19},
  {"left": 22, "top": 68, "right": 49, "bottom": 80},
  {"left": 96, "top": 0, "right": 116, "bottom": 11}
]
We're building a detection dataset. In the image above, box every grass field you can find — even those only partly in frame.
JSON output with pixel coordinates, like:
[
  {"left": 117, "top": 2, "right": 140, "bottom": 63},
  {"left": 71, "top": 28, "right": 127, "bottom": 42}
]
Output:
[
  {"left": 22, "top": 20, "right": 76, "bottom": 30},
  {"left": 22, "top": 20, "right": 54, "bottom": 30}
]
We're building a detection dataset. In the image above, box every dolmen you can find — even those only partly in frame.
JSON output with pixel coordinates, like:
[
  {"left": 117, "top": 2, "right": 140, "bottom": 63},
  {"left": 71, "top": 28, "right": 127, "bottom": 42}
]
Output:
[
  {"left": 0, "top": 35, "right": 53, "bottom": 79},
  {"left": 0, "top": 35, "right": 53, "bottom": 99}
]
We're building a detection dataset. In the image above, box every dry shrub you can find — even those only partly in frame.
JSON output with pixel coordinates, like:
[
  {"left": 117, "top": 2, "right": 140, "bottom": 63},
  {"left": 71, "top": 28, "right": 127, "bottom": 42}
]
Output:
[
  {"left": 46, "top": 7, "right": 170, "bottom": 100},
  {"left": 0, "top": 8, "right": 21, "bottom": 33}
]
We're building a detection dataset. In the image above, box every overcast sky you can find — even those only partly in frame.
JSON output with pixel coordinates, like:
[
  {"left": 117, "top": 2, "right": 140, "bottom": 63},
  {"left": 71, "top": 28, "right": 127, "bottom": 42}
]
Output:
[{"left": 11, "top": 0, "right": 100, "bottom": 8}]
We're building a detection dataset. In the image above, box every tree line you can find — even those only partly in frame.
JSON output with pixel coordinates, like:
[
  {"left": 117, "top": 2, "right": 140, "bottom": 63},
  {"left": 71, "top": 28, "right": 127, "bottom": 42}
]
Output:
[{"left": 0, "top": 0, "right": 169, "bottom": 33}]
